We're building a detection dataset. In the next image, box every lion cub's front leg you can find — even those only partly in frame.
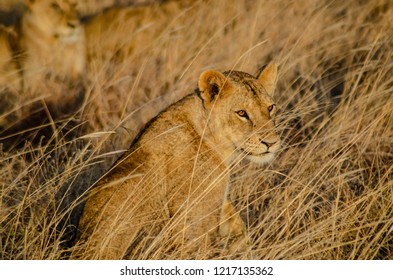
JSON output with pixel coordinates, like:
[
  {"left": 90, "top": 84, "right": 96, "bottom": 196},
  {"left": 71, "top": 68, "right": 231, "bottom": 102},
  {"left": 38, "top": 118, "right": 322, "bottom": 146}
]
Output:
[
  {"left": 219, "top": 199, "right": 244, "bottom": 237},
  {"left": 219, "top": 198, "right": 250, "bottom": 255}
]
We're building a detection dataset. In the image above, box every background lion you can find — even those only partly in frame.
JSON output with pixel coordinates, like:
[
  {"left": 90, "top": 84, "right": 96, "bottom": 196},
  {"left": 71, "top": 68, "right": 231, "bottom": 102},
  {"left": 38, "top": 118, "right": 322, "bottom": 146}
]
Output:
[
  {"left": 0, "top": 0, "right": 87, "bottom": 150},
  {"left": 0, "top": 25, "right": 21, "bottom": 124},
  {"left": 17, "top": 0, "right": 86, "bottom": 95}
]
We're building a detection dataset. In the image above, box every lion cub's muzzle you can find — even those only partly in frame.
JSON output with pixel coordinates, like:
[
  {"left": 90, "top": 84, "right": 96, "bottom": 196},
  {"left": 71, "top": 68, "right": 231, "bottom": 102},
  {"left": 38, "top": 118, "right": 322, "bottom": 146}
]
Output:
[{"left": 240, "top": 133, "right": 280, "bottom": 164}]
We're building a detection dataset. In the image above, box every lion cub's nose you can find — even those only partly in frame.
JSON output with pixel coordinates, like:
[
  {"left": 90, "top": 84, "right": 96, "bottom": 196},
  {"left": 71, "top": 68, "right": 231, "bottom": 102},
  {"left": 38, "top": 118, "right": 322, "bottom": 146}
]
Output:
[{"left": 261, "top": 140, "right": 277, "bottom": 148}]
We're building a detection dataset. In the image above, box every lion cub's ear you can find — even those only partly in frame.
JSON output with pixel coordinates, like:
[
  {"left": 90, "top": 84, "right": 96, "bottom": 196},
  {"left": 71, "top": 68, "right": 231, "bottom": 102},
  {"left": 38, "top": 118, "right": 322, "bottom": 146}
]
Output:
[
  {"left": 198, "top": 70, "right": 228, "bottom": 108},
  {"left": 258, "top": 62, "right": 278, "bottom": 96}
]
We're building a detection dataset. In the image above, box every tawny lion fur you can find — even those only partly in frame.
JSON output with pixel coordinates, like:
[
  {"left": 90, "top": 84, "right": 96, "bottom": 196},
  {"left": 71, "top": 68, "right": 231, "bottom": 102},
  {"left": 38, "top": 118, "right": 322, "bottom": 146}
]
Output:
[{"left": 17, "top": 0, "right": 85, "bottom": 93}]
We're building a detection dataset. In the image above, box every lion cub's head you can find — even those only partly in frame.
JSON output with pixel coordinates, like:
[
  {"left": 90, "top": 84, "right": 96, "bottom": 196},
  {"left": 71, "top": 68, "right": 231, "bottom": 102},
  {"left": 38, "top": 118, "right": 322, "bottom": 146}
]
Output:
[
  {"left": 25, "top": 0, "right": 82, "bottom": 42},
  {"left": 199, "top": 63, "right": 280, "bottom": 164}
]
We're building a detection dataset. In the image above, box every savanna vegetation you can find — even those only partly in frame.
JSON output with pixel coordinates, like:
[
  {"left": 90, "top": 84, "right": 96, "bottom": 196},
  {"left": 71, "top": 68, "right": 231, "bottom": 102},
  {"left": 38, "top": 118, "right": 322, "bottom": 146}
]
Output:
[{"left": 0, "top": 0, "right": 392, "bottom": 259}]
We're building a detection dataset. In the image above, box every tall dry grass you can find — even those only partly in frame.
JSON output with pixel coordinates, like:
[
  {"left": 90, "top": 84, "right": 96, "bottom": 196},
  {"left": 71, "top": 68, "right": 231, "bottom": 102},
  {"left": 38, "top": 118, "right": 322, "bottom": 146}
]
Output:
[{"left": 0, "top": 0, "right": 392, "bottom": 259}]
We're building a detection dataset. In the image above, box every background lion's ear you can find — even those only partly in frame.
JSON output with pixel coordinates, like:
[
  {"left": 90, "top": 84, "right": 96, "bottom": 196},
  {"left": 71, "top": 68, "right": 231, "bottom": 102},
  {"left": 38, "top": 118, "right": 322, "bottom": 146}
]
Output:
[
  {"left": 258, "top": 62, "right": 278, "bottom": 96},
  {"left": 198, "top": 70, "right": 227, "bottom": 108}
]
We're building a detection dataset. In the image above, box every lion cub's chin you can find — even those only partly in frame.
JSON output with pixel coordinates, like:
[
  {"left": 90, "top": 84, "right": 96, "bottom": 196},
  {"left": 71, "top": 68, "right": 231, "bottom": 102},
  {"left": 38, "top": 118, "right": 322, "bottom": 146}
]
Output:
[
  {"left": 59, "top": 32, "right": 82, "bottom": 43},
  {"left": 245, "top": 153, "right": 275, "bottom": 165}
]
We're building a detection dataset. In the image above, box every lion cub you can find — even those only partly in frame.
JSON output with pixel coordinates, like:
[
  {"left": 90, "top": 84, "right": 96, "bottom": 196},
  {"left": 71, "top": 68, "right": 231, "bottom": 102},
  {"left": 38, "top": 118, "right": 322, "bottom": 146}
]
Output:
[
  {"left": 16, "top": 0, "right": 86, "bottom": 93},
  {"left": 75, "top": 63, "right": 280, "bottom": 259}
]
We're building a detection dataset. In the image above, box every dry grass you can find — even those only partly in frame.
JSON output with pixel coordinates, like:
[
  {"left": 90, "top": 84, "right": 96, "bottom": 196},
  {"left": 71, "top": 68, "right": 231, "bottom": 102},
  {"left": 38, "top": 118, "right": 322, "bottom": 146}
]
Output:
[{"left": 0, "top": 0, "right": 392, "bottom": 259}]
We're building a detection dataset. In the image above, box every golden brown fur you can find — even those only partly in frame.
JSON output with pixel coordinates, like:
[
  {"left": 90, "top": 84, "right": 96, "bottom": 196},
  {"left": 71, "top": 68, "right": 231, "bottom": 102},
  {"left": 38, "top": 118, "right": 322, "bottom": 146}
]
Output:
[
  {"left": 75, "top": 63, "right": 280, "bottom": 259},
  {"left": 0, "top": 25, "right": 21, "bottom": 127},
  {"left": 85, "top": 1, "right": 183, "bottom": 62},
  {"left": 0, "top": 0, "right": 86, "bottom": 147},
  {"left": 0, "top": 24, "right": 20, "bottom": 93},
  {"left": 18, "top": 0, "right": 85, "bottom": 93}
]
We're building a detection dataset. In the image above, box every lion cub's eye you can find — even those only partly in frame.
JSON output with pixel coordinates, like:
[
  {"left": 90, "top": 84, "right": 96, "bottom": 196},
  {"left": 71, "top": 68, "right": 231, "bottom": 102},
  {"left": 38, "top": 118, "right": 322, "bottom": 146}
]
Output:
[
  {"left": 236, "top": 110, "right": 249, "bottom": 120},
  {"left": 267, "top": 104, "right": 275, "bottom": 114}
]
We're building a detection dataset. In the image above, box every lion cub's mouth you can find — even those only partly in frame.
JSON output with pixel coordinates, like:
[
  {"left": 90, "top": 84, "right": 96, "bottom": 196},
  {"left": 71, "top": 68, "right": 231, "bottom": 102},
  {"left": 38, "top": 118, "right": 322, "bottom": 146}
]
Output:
[
  {"left": 239, "top": 148, "right": 272, "bottom": 157},
  {"left": 239, "top": 149, "right": 275, "bottom": 164},
  {"left": 55, "top": 28, "right": 81, "bottom": 43}
]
